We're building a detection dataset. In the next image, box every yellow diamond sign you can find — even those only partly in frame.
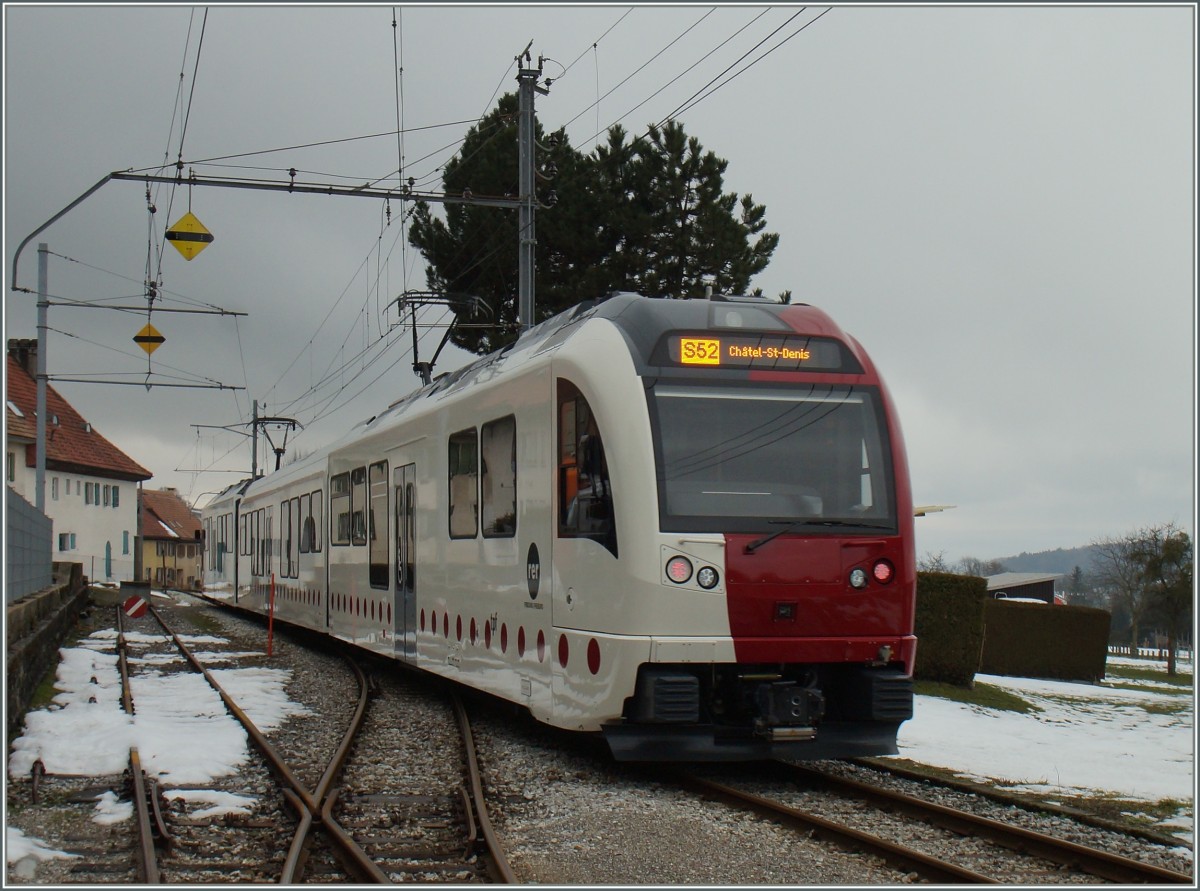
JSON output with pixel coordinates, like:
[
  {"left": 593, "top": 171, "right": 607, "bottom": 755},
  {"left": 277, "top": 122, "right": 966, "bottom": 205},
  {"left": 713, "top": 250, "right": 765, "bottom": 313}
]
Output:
[
  {"left": 134, "top": 323, "right": 165, "bottom": 355},
  {"left": 165, "top": 211, "right": 214, "bottom": 260}
]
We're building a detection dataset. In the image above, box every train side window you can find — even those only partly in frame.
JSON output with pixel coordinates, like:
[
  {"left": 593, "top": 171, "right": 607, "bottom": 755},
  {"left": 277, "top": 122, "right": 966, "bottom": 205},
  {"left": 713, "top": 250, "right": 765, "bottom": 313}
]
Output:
[
  {"left": 557, "top": 379, "right": 617, "bottom": 557},
  {"left": 368, "top": 460, "right": 389, "bottom": 588},
  {"left": 239, "top": 514, "right": 248, "bottom": 556},
  {"left": 249, "top": 510, "right": 258, "bottom": 575},
  {"left": 281, "top": 499, "right": 292, "bottom": 577},
  {"left": 448, "top": 428, "right": 479, "bottom": 539},
  {"left": 290, "top": 496, "right": 301, "bottom": 576},
  {"left": 299, "top": 493, "right": 311, "bottom": 553},
  {"left": 311, "top": 490, "right": 323, "bottom": 552},
  {"left": 215, "top": 514, "right": 227, "bottom": 573},
  {"left": 481, "top": 416, "right": 516, "bottom": 538},
  {"left": 350, "top": 467, "right": 368, "bottom": 546},
  {"left": 331, "top": 472, "right": 351, "bottom": 546},
  {"left": 265, "top": 506, "right": 274, "bottom": 565},
  {"left": 257, "top": 509, "right": 265, "bottom": 575}
]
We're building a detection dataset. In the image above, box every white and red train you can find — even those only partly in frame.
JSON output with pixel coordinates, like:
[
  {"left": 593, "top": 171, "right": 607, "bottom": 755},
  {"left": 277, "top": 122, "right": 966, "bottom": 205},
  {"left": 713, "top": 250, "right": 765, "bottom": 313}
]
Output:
[{"left": 201, "top": 292, "right": 916, "bottom": 760}]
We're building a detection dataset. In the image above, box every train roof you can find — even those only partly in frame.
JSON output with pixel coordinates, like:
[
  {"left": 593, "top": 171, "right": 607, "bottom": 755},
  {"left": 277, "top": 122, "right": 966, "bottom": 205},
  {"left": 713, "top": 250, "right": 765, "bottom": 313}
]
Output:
[
  {"left": 202, "top": 293, "right": 862, "bottom": 506},
  {"left": 372, "top": 292, "right": 853, "bottom": 419}
]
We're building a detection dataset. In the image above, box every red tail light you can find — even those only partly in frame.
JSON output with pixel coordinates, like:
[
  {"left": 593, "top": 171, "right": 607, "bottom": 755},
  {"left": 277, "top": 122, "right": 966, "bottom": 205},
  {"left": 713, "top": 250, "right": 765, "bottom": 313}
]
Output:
[{"left": 873, "top": 559, "right": 895, "bottom": 584}]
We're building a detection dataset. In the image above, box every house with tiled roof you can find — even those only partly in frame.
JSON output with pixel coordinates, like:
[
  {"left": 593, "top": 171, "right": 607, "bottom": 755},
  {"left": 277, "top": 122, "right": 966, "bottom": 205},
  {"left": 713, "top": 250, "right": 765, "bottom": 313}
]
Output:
[
  {"left": 140, "top": 487, "right": 203, "bottom": 590},
  {"left": 6, "top": 340, "right": 152, "bottom": 583}
]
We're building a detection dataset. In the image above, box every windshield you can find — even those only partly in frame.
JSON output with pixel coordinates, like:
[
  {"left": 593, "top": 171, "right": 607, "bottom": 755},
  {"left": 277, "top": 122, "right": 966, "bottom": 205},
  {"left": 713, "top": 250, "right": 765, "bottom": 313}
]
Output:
[{"left": 650, "top": 383, "right": 896, "bottom": 533}]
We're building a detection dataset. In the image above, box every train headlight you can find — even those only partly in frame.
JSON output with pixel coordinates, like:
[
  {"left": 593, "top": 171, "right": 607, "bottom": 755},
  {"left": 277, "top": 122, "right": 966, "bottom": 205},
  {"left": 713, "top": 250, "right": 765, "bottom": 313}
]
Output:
[
  {"left": 696, "top": 566, "right": 720, "bottom": 590},
  {"left": 666, "top": 556, "right": 693, "bottom": 584},
  {"left": 873, "top": 559, "right": 895, "bottom": 585},
  {"left": 849, "top": 568, "right": 869, "bottom": 589}
]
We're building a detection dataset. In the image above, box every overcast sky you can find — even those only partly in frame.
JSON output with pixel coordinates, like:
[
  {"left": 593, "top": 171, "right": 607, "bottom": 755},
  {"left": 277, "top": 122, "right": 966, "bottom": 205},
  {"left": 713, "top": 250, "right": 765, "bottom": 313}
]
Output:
[{"left": 4, "top": 3, "right": 1195, "bottom": 564}]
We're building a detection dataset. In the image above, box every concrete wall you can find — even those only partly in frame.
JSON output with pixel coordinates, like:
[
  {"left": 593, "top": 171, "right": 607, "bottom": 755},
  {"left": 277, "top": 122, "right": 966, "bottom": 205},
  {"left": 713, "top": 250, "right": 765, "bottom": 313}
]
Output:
[{"left": 5, "top": 563, "right": 87, "bottom": 737}]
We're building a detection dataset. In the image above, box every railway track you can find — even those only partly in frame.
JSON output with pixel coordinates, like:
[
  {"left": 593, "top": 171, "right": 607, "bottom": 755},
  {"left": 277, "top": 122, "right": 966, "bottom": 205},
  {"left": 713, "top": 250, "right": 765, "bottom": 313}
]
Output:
[
  {"left": 145, "top": 601, "right": 514, "bottom": 883},
  {"left": 11, "top": 592, "right": 1189, "bottom": 885},
  {"left": 115, "top": 611, "right": 170, "bottom": 883},
  {"left": 7, "top": 595, "right": 513, "bottom": 884},
  {"left": 292, "top": 671, "right": 513, "bottom": 883},
  {"left": 850, "top": 755, "right": 1192, "bottom": 849},
  {"left": 671, "top": 762, "right": 1193, "bottom": 884}
]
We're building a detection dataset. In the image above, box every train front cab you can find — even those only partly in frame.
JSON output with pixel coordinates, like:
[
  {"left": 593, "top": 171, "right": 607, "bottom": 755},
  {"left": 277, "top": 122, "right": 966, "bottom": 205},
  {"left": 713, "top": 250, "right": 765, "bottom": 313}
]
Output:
[{"left": 553, "top": 295, "right": 917, "bottom": 761}]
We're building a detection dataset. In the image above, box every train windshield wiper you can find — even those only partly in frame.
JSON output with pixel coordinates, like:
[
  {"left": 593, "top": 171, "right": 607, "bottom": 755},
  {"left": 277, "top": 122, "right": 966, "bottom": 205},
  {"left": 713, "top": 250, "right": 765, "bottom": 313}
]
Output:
[{"left": 744, "top": 519, "right": 892, "bottom": 554}]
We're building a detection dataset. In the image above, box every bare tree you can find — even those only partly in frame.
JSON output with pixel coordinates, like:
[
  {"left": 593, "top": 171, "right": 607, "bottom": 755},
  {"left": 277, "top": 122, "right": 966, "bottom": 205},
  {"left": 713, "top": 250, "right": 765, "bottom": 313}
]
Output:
[
  {"left": 1091, "top": 529, "right": 1158, "bottom": 652},
  {"left": 1132, "top": 523, "right": 1194, "bottom": 676},
  {"left": 957, "top": 556, "right": 987, "bottom": 577},
  {"left": 956, "top": 557, "right": 1008, "bottom": 578},
  {"left": 919, "top": 551, "right": 950, "bottom": 573}
]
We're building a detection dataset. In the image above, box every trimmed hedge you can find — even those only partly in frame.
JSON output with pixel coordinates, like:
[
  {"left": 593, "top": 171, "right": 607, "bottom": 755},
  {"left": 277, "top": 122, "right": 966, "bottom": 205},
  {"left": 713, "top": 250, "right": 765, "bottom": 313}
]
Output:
[
  {"left": 980, "top": 601, "right": 1110, "bottom": 682},
  {"left": 913, "top": 572, "right": 987, "bottom": 686}
]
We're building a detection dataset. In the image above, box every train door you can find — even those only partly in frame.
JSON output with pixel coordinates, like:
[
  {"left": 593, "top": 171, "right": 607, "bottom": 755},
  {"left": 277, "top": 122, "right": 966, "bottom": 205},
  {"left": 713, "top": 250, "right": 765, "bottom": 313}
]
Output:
[
  {"left": 553, "top": 379, "right": 618, "bottom": 628},
  {"left": 393, "top": 463, "right": 417, "bottom": 660}
]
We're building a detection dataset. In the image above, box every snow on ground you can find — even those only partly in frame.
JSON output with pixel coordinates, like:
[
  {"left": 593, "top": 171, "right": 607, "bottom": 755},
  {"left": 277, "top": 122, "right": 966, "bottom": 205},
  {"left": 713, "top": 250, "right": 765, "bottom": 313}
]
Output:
[
  {"left": 897, "top": 677, "right": 1191, "bottom": 800},
  {"left": 4, "top": 827, "right": 79, "bottom": 878},
  {"left": 6, "top": 614, "right": 314, "bottom": 870},
  {"left": 896, "top": 655, "right": 1194, "bottom": 843},
  {"left": 6, "top": 608, "right": 1194, "bottom": 862}
]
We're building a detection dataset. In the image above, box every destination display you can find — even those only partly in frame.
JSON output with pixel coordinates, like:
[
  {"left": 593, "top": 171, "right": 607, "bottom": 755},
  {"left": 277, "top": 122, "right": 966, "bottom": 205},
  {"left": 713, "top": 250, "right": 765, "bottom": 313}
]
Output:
[{"left": 665, "top": 334, "right": 854, "bottom": 372}]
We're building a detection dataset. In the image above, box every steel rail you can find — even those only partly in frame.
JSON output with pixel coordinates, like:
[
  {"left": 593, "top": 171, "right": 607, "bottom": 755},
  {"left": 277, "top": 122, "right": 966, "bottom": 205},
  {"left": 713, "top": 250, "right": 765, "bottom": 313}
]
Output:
[
  {"left": 126, "top": 750, "right": 161, "bottom": 884},
  {"left": 319, "top": 788, "right": 392, "bottom": 883},
  {"left": 784, "top": 762, "right": 1193, "bottom": 885},
  {"left": 148, "top": 604, "right": 319, "bottom": 813},
  {"left": 153, "top": 600, "right": 508, "bottom": 882},
  {"left": 279, "top": 788, "right": 315, "bottom": 882},
  {"left": 451, "top": 692, "right": 517, "bottom": 883},
  {"left": 674, "top": 771, "right": 999, "bottom": 884},
  {"left": 308, "top": 660, "right": 391, "bottom": 884},
  {"left": 115, "top": 608, "right": 161, "bottom": 884},
  {"left": 148, "top": 604, "right": 389, "bottom": 882},
  {"left": 854, "top": 756, "right": 1191, "bottom": 849},
  {"left": 144, "top": 776, "right": 173, "bottom": 851}
]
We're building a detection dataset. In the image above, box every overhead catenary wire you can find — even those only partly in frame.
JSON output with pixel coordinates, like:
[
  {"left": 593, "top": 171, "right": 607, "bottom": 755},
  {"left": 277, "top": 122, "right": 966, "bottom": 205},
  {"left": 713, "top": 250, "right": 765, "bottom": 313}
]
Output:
[
  {"left": 175, "top": 8, "right": 208, "bottom": 172},
  {"left": 572, "top": 6, "right": 774, "bottom": 149},
  {"left": 150, "top": 7, "right": 202, "bottom": 286},
  {"left": 164, "top": 14, "right": 793, "bottom": 443},
  {"left": 189, "top": 9, "right": 793, "bottom": 464},
  {"left": 652, "top": 7, "right": 807, "bottom": 128},
  {"left": 551, "top": 7, "right": 634, "bottom": 84},
  {"left": 559, "top": 8, "right": 717, "bottom": 134},
  {"left": 44, "top": 326, "right": 236, "bottom": 390},
  {"left": 135, "top": 7, "right": 837, "bottom": 489},
  {"left": 655, "top": 7, "right": 832, "bottom": 127},
  {"left": 261, "top": 196, "right": 426, "bottom": 414},
  {"left": 155, "top": 8, "right": 210, "bottom": 284},
  {"left": 177, "top": 118, "right": 479, "bottom": 168},
  {"left": 290, "top": 310, "right": 449, "bottom": 435},
  {"left": 43, "top": 250, "right": 237, "bottom": 314}
]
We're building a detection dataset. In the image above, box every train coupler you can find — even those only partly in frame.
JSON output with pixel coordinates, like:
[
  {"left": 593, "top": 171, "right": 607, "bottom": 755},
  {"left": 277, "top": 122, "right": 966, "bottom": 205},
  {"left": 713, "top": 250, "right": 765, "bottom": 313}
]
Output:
[{"left": 752, "top": 679, "right": 825, "bottom": 736}]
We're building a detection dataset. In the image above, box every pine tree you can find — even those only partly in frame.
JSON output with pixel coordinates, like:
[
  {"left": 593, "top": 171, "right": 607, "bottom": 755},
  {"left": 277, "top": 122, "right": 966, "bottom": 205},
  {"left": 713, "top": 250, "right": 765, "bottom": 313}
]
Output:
[{"left": 408, "top": 103, "right": 779, "bottom": 355}]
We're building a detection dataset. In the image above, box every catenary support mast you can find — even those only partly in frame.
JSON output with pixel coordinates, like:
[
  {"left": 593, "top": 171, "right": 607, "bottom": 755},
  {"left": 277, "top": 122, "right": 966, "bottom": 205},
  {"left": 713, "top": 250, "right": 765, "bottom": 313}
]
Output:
[{"left": 517, "top": 51, "right": 549, "bottom": 333}]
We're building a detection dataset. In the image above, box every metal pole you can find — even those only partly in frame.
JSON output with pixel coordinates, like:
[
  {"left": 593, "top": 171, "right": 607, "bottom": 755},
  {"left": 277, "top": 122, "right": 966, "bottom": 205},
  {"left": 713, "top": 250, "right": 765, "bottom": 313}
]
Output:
[
  {"left": 517, "top": 63, "right": 547, "bottom": 332},
  {"left": 35, "top": 244, "right": 48, "bottom": 512},
  {"left": 517, "top": 70, "right": 535, "bottom": 332},
  {"left": 251, "top": 399, "right": 259, "bottom": 478},
  {"left": 135, "top": 481, "right": 143, "bottom": 581}
]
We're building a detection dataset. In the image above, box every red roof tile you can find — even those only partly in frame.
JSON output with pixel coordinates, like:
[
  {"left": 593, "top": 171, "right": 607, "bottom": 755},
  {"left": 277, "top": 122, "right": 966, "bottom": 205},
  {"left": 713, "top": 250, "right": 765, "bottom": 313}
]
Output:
[
  {"left": 6, "top": 354, "right": 152, "bottom": 482},
  {"left": 140, "top": 487, "right": 202, "bottom": 541}
]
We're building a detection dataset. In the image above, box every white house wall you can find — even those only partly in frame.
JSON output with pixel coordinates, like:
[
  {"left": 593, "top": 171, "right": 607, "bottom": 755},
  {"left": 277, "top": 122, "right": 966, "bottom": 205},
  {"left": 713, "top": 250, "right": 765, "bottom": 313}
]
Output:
[{"left": 8, "top": 457, "right": 139, "bottom": 583}]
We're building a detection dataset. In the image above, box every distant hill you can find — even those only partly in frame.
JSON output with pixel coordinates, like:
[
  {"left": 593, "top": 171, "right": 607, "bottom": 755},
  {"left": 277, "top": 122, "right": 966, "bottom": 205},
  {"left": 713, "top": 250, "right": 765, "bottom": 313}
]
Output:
[{"left": 992, "top": 545, "right": 1101, "bottom": 576}]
